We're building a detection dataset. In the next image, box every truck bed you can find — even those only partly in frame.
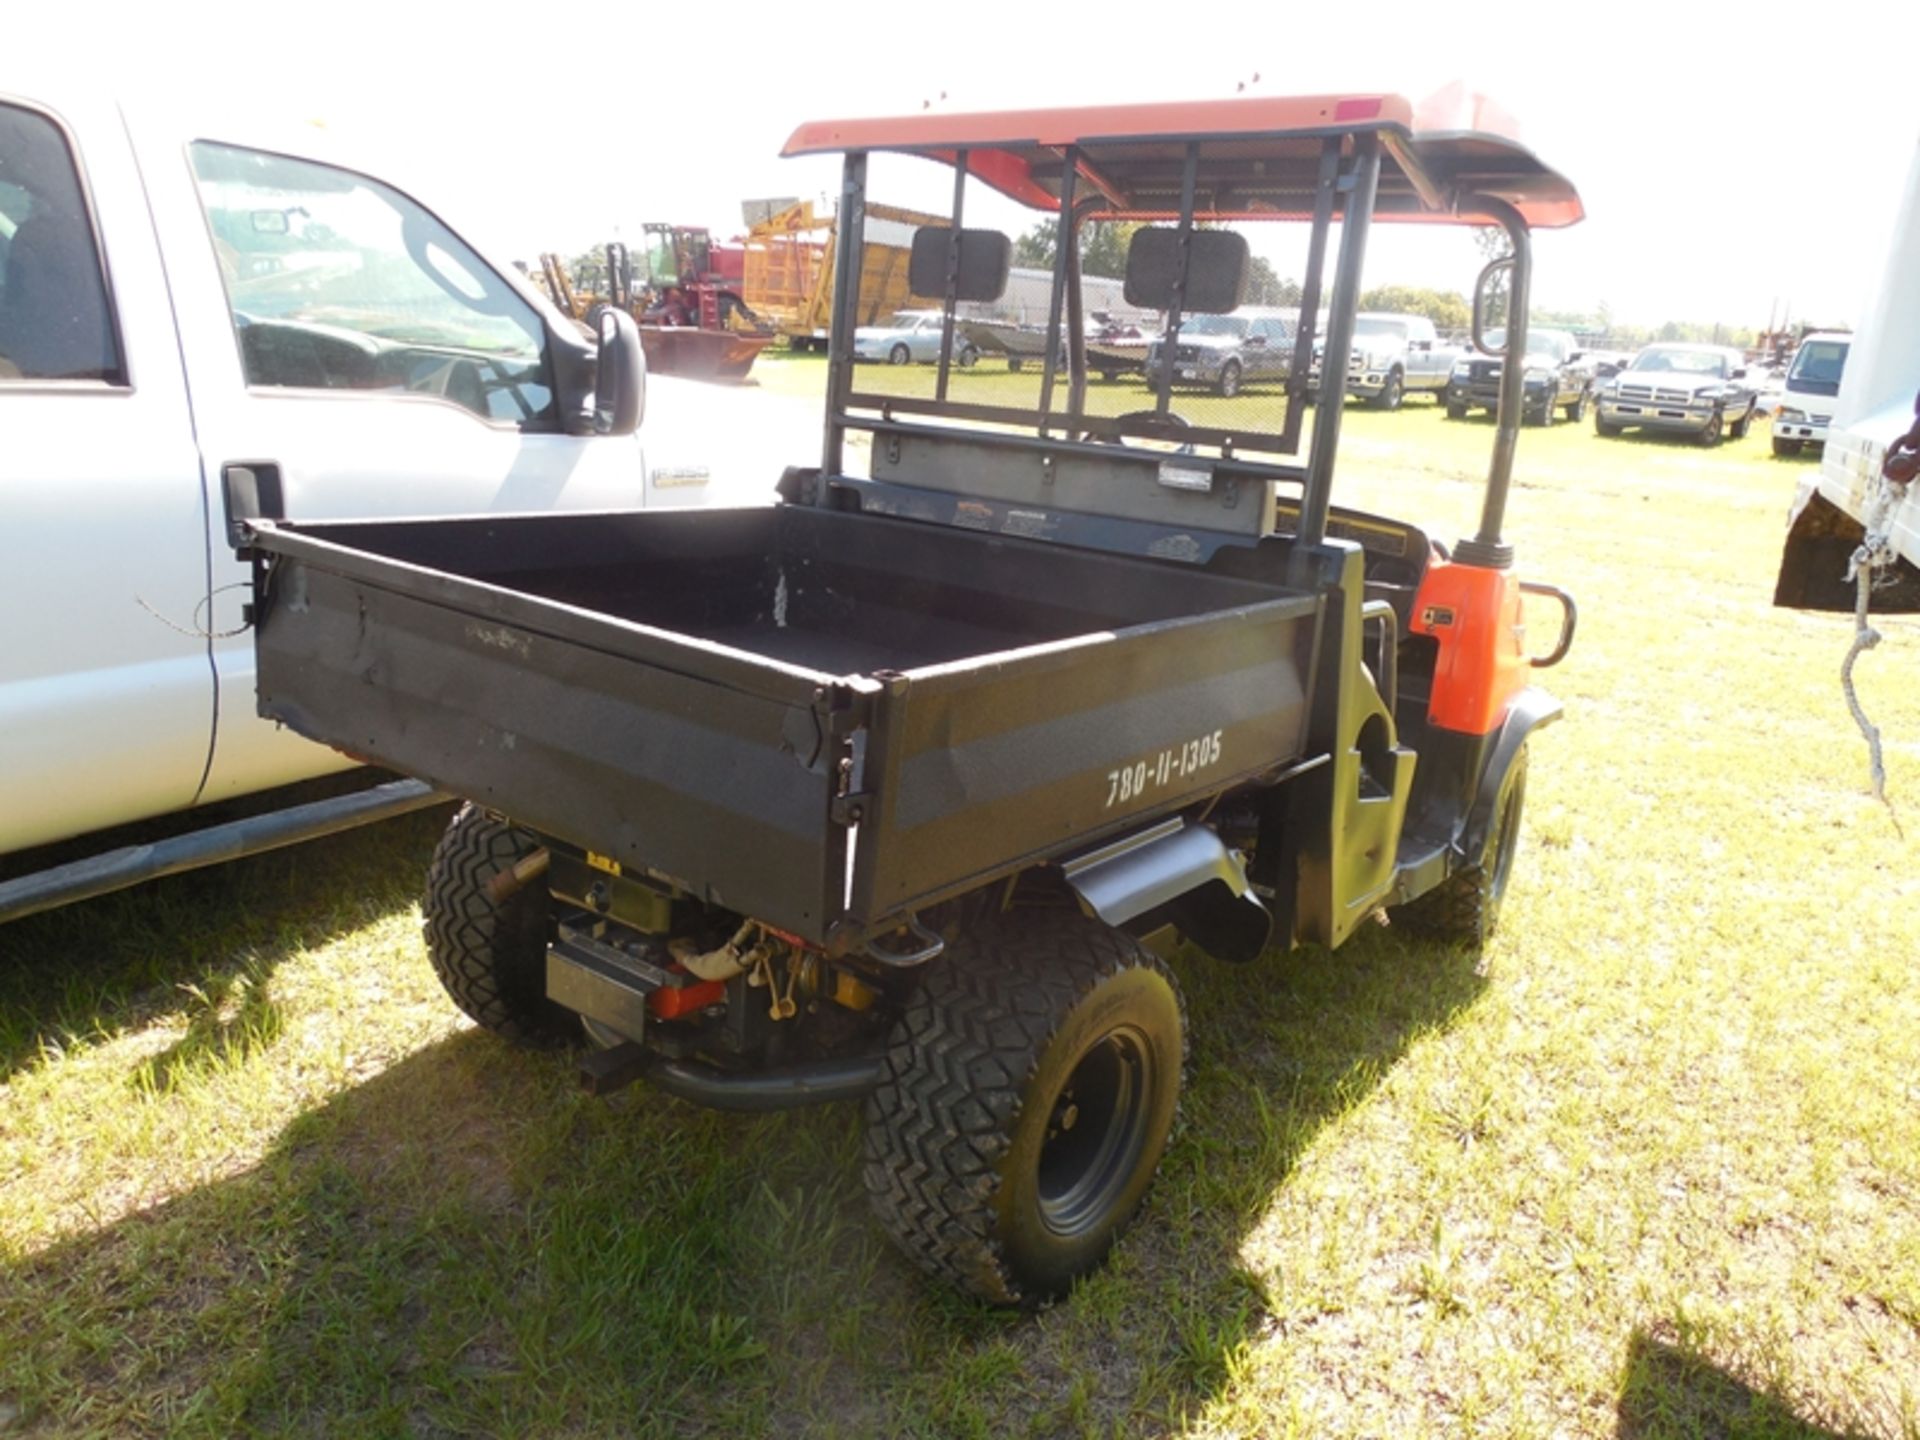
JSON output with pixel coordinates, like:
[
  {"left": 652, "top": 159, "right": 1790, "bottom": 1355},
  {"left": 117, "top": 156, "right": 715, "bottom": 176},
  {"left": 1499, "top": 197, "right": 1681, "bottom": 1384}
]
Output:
[{"left": 249, "top": 505, "right": 1321, "bottom": 943}]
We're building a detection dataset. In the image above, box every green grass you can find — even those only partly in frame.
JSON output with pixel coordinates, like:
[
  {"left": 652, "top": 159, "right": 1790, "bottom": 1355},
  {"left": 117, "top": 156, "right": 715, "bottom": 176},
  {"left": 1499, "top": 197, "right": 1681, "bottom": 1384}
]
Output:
[{"left": 4, "top": 391, "right": 1919, "bottom": 1438}]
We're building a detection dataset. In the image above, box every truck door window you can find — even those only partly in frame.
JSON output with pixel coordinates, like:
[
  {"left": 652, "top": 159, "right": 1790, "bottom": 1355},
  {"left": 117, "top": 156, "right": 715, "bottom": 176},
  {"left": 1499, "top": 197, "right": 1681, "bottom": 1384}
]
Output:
[
  {"left": 0, "top": 103, "right": 124, "bottom": 384},
  {"left": 188, "top": 142, "right": 555, "bottom": 428}
]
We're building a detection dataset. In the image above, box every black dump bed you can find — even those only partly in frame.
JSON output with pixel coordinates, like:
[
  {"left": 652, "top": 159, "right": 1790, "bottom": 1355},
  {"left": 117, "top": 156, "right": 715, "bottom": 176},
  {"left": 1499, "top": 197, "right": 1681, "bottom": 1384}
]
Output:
[{"left": 250, "top": 505, "right": 1320, "bottom": 945}]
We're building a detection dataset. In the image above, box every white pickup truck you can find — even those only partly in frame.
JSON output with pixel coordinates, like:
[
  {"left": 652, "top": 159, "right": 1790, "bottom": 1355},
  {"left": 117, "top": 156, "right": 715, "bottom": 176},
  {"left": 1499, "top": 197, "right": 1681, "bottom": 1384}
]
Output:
[
  {"left": 0, "top": 81, "right": 755, "bottom": 919},
  {"left": 1310, "top": 311, "right": 1464, "bottom": 409}
]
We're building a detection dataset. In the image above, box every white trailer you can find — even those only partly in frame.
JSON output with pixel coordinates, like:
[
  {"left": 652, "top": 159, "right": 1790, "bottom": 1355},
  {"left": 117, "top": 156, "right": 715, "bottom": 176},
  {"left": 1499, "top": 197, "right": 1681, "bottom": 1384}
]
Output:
[{"left": 1774, "top": 131, "right": 1920, "bottom": 612}]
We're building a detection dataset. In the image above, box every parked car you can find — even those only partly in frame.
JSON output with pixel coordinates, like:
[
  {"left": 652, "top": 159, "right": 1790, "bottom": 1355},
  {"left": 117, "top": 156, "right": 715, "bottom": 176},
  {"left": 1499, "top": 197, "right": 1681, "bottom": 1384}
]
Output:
[
  {"left": 1593, "top": 343, "right": 1758, "bottom": 446},
  {"left": 853, "top": 309, "right": 979, "bottom": 366},
  {"left": 1143, "top": 306, "right": 1295, "bottom": 396},
  {"left": 1771, "top": 331, "right": 1851, "bottom": 456},
  {"left": 0, "top": 81, "right": 737, "bottom": 921},
  {"left": 1311, "top": 311, "right": 1465, "bottom": 408},
  {"left": 1445, "top": 326, "right": 1592, "bottom": 425}
]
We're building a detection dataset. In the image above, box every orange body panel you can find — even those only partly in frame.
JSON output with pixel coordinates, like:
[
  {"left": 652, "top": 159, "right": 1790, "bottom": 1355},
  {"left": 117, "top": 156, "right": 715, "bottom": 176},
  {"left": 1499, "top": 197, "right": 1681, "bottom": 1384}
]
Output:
[{"left": 1409, "top": 561, "right": 1528, "bottom": 735}]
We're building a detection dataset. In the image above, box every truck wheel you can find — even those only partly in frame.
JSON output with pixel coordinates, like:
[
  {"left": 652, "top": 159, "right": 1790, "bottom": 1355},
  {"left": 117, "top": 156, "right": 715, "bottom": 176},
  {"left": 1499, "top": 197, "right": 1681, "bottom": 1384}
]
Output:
[
  {"left": 1596, "top": 413, "right": 1622, "bottom": 437},
  {"left": 957, "top": 344, "right": 979, "bottom": 368},
  {"left": 1698, "top": 409, "right": 1725, "bottom": 447},
  {"left": 1390, "top": 745, "right": 1528, "bottom": 947},
  {"left": 1372, "top": 369, "right": 1404, "bottom": 410},
  {"left": 1529, "top": 394, "right": 1554, "bottom": 427},
  {"left": 888, "top": 343, "right": 911, "bottom": 366},
  {"left": 1773, "top": 435, "right": 1803, "bottom": 457},
  {"left": 1216, "top": 361, "right": 1242, "bottom": 397},
  {"left": 1446, "top": 399, "right": 1468, "bottom": 420},
  {"left": 1729, "top": 406, "right": 1752, "bottom": 440},
  {"left": 863, "top": 911, "right": 1186, "bottom": 1307},
  {"left": 422, "top": 804, "right": 573, "bottom": 1046},
  {"left": 1566, "top": 387, "right": 1589, "bottom": 423}
]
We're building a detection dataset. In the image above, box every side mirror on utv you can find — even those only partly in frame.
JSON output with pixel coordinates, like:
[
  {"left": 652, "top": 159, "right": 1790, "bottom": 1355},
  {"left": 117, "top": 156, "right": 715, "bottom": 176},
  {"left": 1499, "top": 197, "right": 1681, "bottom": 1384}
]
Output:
[
  {"left": 907, "top": 227, "right": 1012, "bottom": 302},
  {"left": 1472, "top": 254, "right": 1513, "bottom": 356},
  {"left": 1124, "top": 228, "right": 1249, "bottom": 313},
  {"left": 594, "top": 308, "right": 646, "bottom": 436}
]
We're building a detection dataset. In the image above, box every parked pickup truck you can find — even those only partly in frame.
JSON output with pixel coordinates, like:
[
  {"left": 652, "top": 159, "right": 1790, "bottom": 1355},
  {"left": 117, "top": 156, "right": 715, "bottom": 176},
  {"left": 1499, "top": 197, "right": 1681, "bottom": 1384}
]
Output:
[
  {"left": 0, "top": 81, "right": 737, "bottom": 921},
  {"left": 235, "top": 92, "right": 1580, "bottom": 1306},
  {"left": 1592, "top": 342, "right": 1757, "bottom": 446},
  {"left": 1311, "top": 312, "right": 1465, "bottom": 409},
  {"left": 1446, "top": 326, "right": 1592, "bottom": 425}
]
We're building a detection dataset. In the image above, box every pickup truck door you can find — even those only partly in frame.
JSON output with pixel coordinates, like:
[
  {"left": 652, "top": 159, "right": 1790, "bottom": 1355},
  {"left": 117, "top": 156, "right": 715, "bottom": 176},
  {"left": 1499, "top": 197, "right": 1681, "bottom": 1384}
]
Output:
[
  {"left": 0, "top": 93, "right": 213, "bottom": 855},
  {"left": 128, "top": 125, "right": 666, "bottom": 802}
]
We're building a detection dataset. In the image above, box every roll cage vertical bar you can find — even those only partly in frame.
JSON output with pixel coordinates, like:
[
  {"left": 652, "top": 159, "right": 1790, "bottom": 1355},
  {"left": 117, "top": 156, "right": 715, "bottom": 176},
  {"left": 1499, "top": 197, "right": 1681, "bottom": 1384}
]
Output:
[
  {"left": 934, "top": 151, "right": 969, "bottom": 401},
  {"left": 1151, "top": 144, "right": 1201, "bottom": 420},
  {"left": 1281, "top": 138, "right": 1342, "bottom": 455},
  {"left": 820, "top": 151, "right": 867, "bottom": 484},
  {"left": 1036, "top": 150, "right": 1081, "bottom": 427},
  {"left": 1454, "top": 193, "right": 1531, "bottom": 570},
  {"left": 1295, "top": 134, "right": 1382, "bottom": 549}
]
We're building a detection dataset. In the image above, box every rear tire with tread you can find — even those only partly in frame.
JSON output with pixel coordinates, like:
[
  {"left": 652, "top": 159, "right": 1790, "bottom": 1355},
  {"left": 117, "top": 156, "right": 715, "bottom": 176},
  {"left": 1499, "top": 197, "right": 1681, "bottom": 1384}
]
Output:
[
  {"left": 423, "top": 805, "right": 573, "bottom": 1046},
  {"left": 863, "top": 911, "right": 1186, "bottom": 1307}
]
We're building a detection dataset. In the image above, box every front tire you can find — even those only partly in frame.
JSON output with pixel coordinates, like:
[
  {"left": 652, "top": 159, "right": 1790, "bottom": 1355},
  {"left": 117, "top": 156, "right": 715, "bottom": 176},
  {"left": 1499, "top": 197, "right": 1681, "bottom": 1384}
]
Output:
[
  {"left": 1446, "top": 398, "right": 1468, "bottom": 420},
  {"left": 888, "top": 343, "right": 911, "bottom": 366},
  {"left": 1566, "top": 386, "right": 1589, "bottom": 423},
  {"left": 1698, "top": 408, "right": 1725, "bottom": 447},
  {"left": 1390, "top": 745, "right": 1529, "bottom": 947},
  {"left": 863, "top": 911, "right": 1186, "bottom": 1307},
  {"left": 1596, "top": 412, "right": 1622, "bottom": 437},
  {"left": 1773, "top": 435, "right": 1804, "bottom": 457},
  {"left": 423, "top": 805, "right": 573, "bottom": 1046},
  {"left": 1372, "top": 368, "right": 1404, "bottom": 410},
  {"left": 1730, "top": 404, "right": 1752, "bottom": 440},
  {"left": 1216, "top": 360, "right": 1242, "bottom": 398}
]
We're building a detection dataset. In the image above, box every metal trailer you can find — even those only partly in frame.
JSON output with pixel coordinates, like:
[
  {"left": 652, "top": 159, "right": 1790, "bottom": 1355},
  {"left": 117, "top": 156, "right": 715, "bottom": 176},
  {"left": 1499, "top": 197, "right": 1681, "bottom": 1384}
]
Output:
[
  {"left": 236, "top": 91, "right": 1581, "bottom": 1306},
  {"left": 741, "top": 200, "right": 951, "bottom": 350},
  {"left": 1775, "top": 133, "right": 1920, "bottom": 612}
]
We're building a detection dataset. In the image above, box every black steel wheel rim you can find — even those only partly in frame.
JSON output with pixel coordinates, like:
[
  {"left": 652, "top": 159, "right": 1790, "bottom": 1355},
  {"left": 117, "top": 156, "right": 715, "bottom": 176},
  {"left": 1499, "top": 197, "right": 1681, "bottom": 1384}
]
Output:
[{"left": 1036, "top": 1026, "right": 1156, "bottom": 1237}]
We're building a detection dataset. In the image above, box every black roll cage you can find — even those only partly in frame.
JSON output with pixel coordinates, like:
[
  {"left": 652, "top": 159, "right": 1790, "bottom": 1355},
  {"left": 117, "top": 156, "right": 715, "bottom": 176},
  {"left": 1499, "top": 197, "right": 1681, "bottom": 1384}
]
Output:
[{"left": 816, "top": 130, "right": 1535, "bottom": 568}]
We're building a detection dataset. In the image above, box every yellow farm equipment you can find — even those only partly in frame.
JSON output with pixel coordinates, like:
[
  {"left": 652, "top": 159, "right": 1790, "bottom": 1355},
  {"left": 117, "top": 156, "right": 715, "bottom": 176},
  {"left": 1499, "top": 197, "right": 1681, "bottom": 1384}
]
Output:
[{"left": 741, "top": 200, "right": 948, "bottom": 352}]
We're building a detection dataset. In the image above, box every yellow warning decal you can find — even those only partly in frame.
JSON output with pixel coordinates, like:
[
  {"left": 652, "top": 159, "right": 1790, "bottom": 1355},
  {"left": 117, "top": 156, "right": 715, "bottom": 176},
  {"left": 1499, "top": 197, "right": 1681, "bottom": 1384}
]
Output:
[{"left": 585, "top": 851, "right": 622, "bottom": 876}]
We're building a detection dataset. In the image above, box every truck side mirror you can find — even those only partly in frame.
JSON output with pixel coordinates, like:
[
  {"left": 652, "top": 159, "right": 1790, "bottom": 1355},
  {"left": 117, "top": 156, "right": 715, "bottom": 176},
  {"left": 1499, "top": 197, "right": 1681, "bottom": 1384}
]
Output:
[{"left": 595, "top": 308, "right": 646, "bottom": 436}]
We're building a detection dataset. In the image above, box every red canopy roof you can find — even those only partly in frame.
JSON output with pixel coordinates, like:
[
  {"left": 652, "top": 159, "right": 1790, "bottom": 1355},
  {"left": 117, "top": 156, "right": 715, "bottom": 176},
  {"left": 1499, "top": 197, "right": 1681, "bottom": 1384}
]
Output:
[{"left": 782, "top": 88, "right": 1583, "bottom": 229}]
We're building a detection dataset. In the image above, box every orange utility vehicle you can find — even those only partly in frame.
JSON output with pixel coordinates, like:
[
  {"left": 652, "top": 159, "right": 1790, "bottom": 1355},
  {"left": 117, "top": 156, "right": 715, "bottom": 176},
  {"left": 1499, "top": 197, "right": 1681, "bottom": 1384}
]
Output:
[{"left": 237, "top": 91, "right": 1579, "bottom": 1305}]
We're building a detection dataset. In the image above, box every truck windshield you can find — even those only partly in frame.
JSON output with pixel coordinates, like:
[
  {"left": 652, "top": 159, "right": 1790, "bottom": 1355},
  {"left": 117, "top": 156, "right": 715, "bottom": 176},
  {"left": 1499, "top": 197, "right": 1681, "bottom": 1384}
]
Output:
[
  {"left": 1484, "top": 328, "right": 1573, "bottom": 364},
  {"left": 1631, "top": 348, "right": 1729, "bottom": 378},
  {"left": 1182, "top": 315, "right": 1250, "bottom": 337},
  {"left": 1789, "top": 341, "right": 1849, "bottom": 385},
  {"left": 1353, "top": 317, "right": 1409, "bottom": 339}
]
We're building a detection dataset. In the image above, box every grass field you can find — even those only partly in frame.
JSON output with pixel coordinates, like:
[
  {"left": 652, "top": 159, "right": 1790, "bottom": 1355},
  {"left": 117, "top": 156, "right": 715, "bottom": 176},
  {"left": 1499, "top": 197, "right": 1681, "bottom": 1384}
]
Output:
[{"left": 4, "top": 376, "right": 1918, "bottom": 1438}]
